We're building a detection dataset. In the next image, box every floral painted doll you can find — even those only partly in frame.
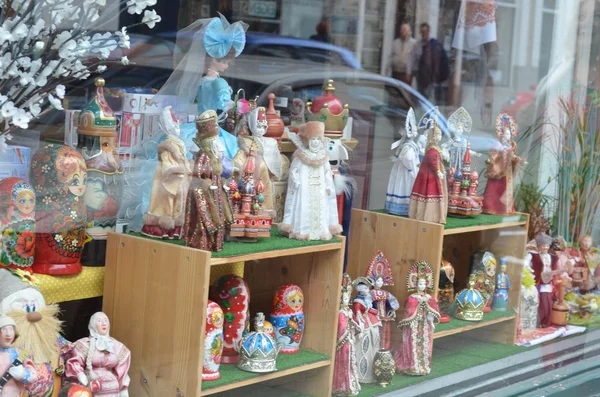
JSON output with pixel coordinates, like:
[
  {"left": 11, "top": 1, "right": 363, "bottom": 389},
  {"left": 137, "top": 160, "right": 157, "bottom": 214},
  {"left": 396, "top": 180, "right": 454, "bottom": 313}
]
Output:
[
  {"left": 270, "top": 284, "right": 305, "bottom": 354},
  {"left": 0, "top": 178, "right": 36, "bottom": 270},
  {"left": 203, "top": 301, "right": 224, "bottom": 381},
  {"left": 470, "top": 250, "right": 497, "bottom": 312}
]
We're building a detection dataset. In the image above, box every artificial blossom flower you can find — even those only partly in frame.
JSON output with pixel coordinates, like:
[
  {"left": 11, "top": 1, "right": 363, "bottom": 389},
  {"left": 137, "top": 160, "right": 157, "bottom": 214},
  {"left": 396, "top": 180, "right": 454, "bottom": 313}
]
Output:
[
  {"left": 115, "top": 27, "right": 130, "bottom": 49},
  {"left": 127, "top": 0, "right": 156, "bottom": 15},
  {"left": 12, "top": 109, "right": 32, "bottom": 129},
  {"left": 1, "top": 102, "right": 16, "bottom": 118},
  {"left": 121, "top": 56, "right": 130, "bottom": 65},
  {"left": 97, "top": 65, "right": 107, "bottom": 73},
  {"left": 56, "top": 85, "right": 66, "bottom": 99},
  {"left": 142, "top": 9, "right": 161, "bottom": 29},
  {"left": 48, "top": 94, "right": 63, "bottom": 110},
  {"left": 29, "top": 103, "right": 41, "bottom": 116}
]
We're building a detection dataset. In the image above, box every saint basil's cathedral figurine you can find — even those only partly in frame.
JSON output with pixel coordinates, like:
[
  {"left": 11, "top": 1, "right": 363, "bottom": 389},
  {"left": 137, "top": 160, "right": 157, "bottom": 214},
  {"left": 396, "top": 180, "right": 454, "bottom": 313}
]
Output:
[{"left": 447, "top": 142, "right": 483, "bottom": 217}]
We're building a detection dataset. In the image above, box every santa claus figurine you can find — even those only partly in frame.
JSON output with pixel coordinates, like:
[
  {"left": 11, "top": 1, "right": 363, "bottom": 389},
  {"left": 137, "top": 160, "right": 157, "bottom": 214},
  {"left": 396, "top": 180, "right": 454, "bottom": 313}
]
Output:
[
  {"left": 279, "top": 121, "right": 342, "bottom": 240},
  {"left": 0, "top": 314, "right": 38, "bottom": 396},
  {"left": 525, "top": 233, "right": 559, "bottom": 328}
]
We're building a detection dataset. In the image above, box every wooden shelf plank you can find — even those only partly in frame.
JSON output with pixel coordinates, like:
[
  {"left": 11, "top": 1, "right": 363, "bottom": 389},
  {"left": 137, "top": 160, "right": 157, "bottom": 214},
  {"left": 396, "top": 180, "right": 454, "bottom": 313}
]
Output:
[
  {"left": 434, "top": 313, "right": 517, "bottom": 339},
  {"left": 210, "top": 242, "right": 342, "bottom": 266},
  {"left": 200, "top": 360, "right": 331, "bottom": 396},
  {"left": 443, "top": 220, "right": 528, "bottom": 235}
]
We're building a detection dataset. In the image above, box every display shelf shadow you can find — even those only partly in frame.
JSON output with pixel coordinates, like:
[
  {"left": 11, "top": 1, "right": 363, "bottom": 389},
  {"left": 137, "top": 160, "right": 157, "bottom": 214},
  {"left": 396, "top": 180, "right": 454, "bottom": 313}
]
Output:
[
  {"left": 347, "top": 209, "right": 529, "bottom": 349},
  {"left": 103, "top": 232, "right": 344, "bottom": 397}
]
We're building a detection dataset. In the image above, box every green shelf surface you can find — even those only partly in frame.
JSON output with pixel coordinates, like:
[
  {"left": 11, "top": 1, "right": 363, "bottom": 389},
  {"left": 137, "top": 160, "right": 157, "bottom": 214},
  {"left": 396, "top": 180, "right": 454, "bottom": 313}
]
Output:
[
  {"left": 128, "top": 227, "right": 339, "bottom": 258},
  {"left": 371, "top": 209, "right": 527, "bottom": 229},
  {"left": 201, "top": 349, "right": 330, "bottom": 390},
  {"left": 435, "top": 309, "right": 516, "bottom": 334}
]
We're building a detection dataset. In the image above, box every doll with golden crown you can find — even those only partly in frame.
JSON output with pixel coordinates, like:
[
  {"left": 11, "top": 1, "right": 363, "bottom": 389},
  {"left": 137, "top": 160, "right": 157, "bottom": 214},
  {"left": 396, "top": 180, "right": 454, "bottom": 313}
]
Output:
[{"left": 394, "top": 261, "right": 440, "bottom": 376}]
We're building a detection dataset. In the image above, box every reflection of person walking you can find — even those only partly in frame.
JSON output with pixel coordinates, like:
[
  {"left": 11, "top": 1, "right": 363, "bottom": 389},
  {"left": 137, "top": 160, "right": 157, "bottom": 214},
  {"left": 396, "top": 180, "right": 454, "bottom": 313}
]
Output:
[
  {"left": 408, "top": 23, "right": 449, "bottom": 101},
  {"left": 387, "top": 23, "right": 416, "bottom": 84},
  {"left": 310, "top": 18, "right": 331, "bottom": 43}
]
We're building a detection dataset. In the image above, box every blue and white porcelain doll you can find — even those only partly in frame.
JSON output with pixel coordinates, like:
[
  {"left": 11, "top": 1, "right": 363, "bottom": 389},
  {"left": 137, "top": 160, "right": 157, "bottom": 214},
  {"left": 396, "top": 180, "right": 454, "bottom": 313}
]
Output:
[{"left": 492, "top": 257, "right": 511, "bottom": 311}]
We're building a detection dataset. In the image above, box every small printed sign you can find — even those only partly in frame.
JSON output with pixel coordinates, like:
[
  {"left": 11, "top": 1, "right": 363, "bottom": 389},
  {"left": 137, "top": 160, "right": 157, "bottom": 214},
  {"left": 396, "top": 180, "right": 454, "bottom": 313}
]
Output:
[{"left": 248, "top": 0, "right": 277, "bottom": 19}]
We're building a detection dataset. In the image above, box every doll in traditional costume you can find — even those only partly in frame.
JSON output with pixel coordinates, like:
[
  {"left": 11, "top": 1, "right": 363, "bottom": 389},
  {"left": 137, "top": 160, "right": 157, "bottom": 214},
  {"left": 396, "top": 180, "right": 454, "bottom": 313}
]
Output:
[
  {"left": 279, "top": 121, "right": 342, "bottom": 240},
  {"left": 0, "top": 178, "right": 36, "bottom": 270},
  {"left": 328, "top": 138, "right": 355, "bottom": 226},
  {"left": 0, "top": 268, "right": 72, "bottom": 397},
  {"left": 0, "top": 314, "right": 38, "bottom": 396},
  {"left": 385, "top": 108, "right": 420, "bottom": 216},
  {"left": 438, "top": 260, "right": 455, "bottom": 322},
  {"left": 470, "top": 251, "right": 497, "bottom": 312},
  {"left": 332, "top": 274, "right": 360, "bottom": 396},
  {"left": 571, "top": 235, "right": 599, "bottom": 293},
  {"left": 351, "top": 277, "right": 381, "bottom": 384},
  {"left": 66, "top": 312, "right": 130, "bottom": 397},
  {"left": 394, "top": 261, "right": 440, "bottom": 376},
  {"left": 364, "top": 251, "right": 399, "bottom": 350},
  {"left": 183, "top": 110, "right": 234, "bottom": 252},
  {"left": 492, "top": 258, "right": 511, "bottom": 311},
  {"left": 142, "top": 106, "right": 192, "bottom": 239},
  {"left": 525, "top": 233, "right": 559, "bottom": 328},
  {"left": 409, "top": 108, "right": 448, "bottom": 224},
  {"left": 441, "top": 107, "right": 480, "bottom": 172},
  {"left": 482, "top": 113, "right": 525, "bottom": 215}
]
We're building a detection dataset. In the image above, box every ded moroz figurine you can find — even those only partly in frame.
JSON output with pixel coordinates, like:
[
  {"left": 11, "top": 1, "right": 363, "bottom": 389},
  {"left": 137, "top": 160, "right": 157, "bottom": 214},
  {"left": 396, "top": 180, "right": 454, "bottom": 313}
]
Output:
[
  {"left": 364, "top": 251, "right": 399, "bottom": 350},
  {"left": 332, "top": 274, "right": 360, "bottom": 396},
  {"left": 66, "top": 312, "right": 131, "bottom": 397},
  {"left": 351, "top": 277, "right": 381, "bottom": 384},
  {"left": 394, "top": 261, "right": 440, "bottom": 376},
  {"left": 0, "top": 314, "right": 38, "bottom": 397},
  {"left": 385, "top": 108, "right": 420, "bottom": 216},
  {"left": 409, "top": 107, "right": 448, "bottom": 224},
  {"left": 279, "top": 121, "right": 343, "bottom": 240}
]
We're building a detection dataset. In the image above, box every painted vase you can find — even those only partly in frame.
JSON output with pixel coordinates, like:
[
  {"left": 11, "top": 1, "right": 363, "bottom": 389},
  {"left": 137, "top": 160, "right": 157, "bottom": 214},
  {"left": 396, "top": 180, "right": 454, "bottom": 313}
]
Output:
[
  {"left": 438, "top": 259, "right": 455, "bottom": 323},
  {"left": 519, "top": 284, "right": 539, "bottom": 334},
  {"left": 203, "top": 300, "right": 224, "bottom": 381},
  {"left": 209, "top": 274, "right": 250, "bottom": 364},
  {"left": 0, "top": 177, "right": 36, "bottom": 270},
  {"left": 373, "top": 349, "right": 395, "bottom": 388},
  {"left": 270, "top": 284, "right": 305, "bottom": 354},
  {"left": 30, "top": 144, "right": 88, "bottom": 275}
]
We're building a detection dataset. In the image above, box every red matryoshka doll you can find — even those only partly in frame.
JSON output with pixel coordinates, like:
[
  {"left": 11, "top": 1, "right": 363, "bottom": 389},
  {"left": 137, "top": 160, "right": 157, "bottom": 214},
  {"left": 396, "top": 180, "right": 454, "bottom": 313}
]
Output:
[
  {"left": 438, "top": 260, "right": 455, "bottom": 323},
  {"left": 209, "top": 275, "right": 250, "bottom": 364},
  {"left": 76, "top": 78, "right": 123, "bottom": 265},
  {"left": 203, "top": 300, "right": 224, "bottom": 381},
  {"left": 269, "top": 284, "right": 304, "bottom": 354},
  {"left": 0, "top": 178, "right": 36, "bottom": 270},
  {"left": 30, "top": 144, "right": 88, "bottom": 275}
]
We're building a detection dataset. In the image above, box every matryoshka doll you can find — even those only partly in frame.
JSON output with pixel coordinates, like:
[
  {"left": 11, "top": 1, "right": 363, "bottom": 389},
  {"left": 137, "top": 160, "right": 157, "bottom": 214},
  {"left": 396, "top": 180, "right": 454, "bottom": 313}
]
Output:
[
  {"left": 270, "top": 284, "right": 304, "bottom": 354},
  {"left": 470, "top": 250, "right": 497, "bottom": 313},
  {"left": 209, "top": 275, "right": 250, "bottom": 364},
  {"left": 30, "top": 144, "right": 88, "bottom": 275},
  {"left": 438, "top": 259, "right": 455, "bottom": 323},
  {"left": 0, "top": 178, "right": 36, "bottom": 270},
  {"left": 203, "top": 300, "right": 224, "bottom": 381},
  {"left": 76, "top": 78, "right": 123, "bottom": 265}
]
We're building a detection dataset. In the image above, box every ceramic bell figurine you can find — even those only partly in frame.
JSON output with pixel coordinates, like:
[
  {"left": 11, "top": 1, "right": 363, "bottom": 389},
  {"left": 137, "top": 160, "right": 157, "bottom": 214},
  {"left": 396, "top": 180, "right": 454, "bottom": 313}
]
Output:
[
  {"left": 470, "top": 250, "right": 497, "bottom": 312},
  {"left": 238, "top": 312, "right": 279, "bottom": 373},
  {"left": 409, "top": 107, "right": 448, "bottom": 224},
  {"left": 332, "top": 274, "right": 360, "bottom": 396},
  {"left": 0, "top": 315, "right": 38, "bottom": 396},
  {"left": 305, "top": 80, "right": 349, "bottom": 138},
  {"left": 30, "top": 144, "right": 88, "bottom": 275},
  {"left": 364, "top": 251, "right": 399, "bottom": 350},
  {"left": 0, "top": 178, "right": 36, "bottom": 270},
  {"left": 65, "top": 312, "right": 131, "bottom": 396},
  {"left": 264, "top": 93, "right": 284, "bottom": 139},
  {"left": 482, "top": 113, "right": 525, "bottom": 215},
  {"left": 394, "top": 261, "right": 440, "bottom": 376},
  {"left": 279, "top": 121, "right": 343, "bottom": 240},
  {"left": 183, "top": 110, "right": 234, "bottom": 252},
  {"left": 270, "top": 284, "right": 304, "bottom": 354},
  {"left": 209, "top": 275, "right": 250, "bottom": 364},
  {"left": 203, "top": 301, "right": 224, "bottom": 381},
  {"left": 492, "top": 258, "right": 511, "bottom": 311},
  {"left": 438, "top": 259, "right": 455, "bottom": 323},
  {"left": 351, "top": 276, "right": 380, "bottom": 384},
  {"left": 452, "top": 275, "right": 485, "bottom": 321},
  {"left": 141, "top": 106, "right": 192, "bottom": 239}
]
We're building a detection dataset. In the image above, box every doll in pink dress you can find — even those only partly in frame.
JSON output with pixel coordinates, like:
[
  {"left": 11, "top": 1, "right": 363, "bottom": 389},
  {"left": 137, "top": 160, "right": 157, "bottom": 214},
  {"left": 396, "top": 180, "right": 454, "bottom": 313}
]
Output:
[
  {"left": 332, "top": 274, "right": 360, "bottom": 396},
  {"left": 351, "top": 277, "right": 381, "bottom": 384},
  {"left": 0, "top": 314, "right": 38, "bottom": 396},
  {"left": 394, "top": 261, "right": 440, "bottom": 376},
  {"left": 66, "top": 312, "right": 131, "bottom": 397}
]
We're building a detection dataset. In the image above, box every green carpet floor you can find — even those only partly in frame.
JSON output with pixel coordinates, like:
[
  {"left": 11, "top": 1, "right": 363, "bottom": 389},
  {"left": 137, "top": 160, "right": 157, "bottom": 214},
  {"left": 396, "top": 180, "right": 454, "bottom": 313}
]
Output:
[
  {"left": 371, "top": 209, "right": 527, "bottom": 229},
  {"left": 435, "top": 309, "right": 516, "bottom": 334},
  {"left": 129, "top": 228, "right": 339, "bottom": 258}
]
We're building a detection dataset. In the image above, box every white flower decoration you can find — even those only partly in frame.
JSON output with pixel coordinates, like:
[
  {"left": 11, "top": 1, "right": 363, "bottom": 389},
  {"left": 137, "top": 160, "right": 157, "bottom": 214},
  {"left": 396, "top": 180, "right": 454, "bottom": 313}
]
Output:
[
  {"left": 1, "top": 101, "right": 16, "bottom": 118},
  {"left": 34, "top": 41, "right": 45, "bottom": 51},
  {"left": 142, "top": 9, "right": 161, "bottom": 29},
  {"left": 56, "top": 85, "right": 66, "bottom": 99},
  {"left": 12, "top": 109, "right": 32, "bottom": 129},
  {"left": 97, "top": 65, "right": 107, "bottom": 73},
  {"left": 121, "top": 56, "right": 130, "bottom": 65},
  {"left": 127, "top": 0, "right": 156, "bottom": 15},
  {"left": 41, "top": 164, "right": 50, "bottom": 173},
  {"left": 71, "top": 239, "right": 79, "bottom": 246},
  {"left": 29, "top": 103, "right": 41, "bottom": 116},
  {"left": 43, "top": 196, "right": 52, "bottom": 205},
  {"left": 115, "top": 27, "right": 130, "bottom": 49},
  {"left": 48, "top": 94, "right": 63, "bottom": 110},
  {"left": 54, "top": 234, "right": 63, "bottom": 242}
]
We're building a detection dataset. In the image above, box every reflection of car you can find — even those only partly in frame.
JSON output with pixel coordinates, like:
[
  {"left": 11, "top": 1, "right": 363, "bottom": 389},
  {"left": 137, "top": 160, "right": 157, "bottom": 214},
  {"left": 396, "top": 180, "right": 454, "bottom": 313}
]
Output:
[{"left": 501, "top": 85, "right": 536, "bottom": 118}]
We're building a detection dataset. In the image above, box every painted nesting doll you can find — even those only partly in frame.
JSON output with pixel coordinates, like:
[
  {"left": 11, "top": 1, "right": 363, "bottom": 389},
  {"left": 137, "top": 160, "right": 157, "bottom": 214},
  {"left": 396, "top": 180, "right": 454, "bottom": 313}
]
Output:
[
  {"left": 203, "top": 300, "right": 224, "bottom": 381},
  {"left": 76, "top": 78, "right": 123, "bottom": 265},
  {"left": 270, "top": 284, "right": 305, "bottom": 354},
  {"left": 0, "top": 178, "right": 36, "bottom": 270},
  {"left": 438, "top": 259, "right": 455, "bottom": 323},
  {"left": 30, "top": 144, "right": 88, "bottom": 275},
  {"left": 470, "top": 250, "right": 497, "bottom": 313},
  {"left": 209, "top": 275, "right": 250, "bottom": 364}
]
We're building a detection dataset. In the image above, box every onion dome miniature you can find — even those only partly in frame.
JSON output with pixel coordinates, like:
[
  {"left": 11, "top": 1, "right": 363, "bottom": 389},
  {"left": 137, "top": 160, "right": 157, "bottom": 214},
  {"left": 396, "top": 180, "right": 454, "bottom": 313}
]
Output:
[
  {"left": 238, "top": 312, "right": 279, "bottom": 373},
  {"left": 77, "top": 78, "right": 118, "bottom": 137},
  {"left": 452, "top": 275, "right": 485, "bottom": 321},
  {"left": 305, "top": 80, "right": 349, "bottom": 138}
]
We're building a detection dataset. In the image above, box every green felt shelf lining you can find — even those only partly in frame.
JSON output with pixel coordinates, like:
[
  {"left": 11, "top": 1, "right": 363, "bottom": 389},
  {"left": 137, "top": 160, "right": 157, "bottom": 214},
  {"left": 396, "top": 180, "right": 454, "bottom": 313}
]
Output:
[
  {"left": 201, "top": 349, "right": 330, "bottom": 390},
  {"left": 435, "top": 309, "right": 516, "bottom": 334},
  {"left": 129, "top": 227, "right": 339, "bottom": 258},
  {"left": 371, "top": 209, "right": 527, "bottom": 229}
]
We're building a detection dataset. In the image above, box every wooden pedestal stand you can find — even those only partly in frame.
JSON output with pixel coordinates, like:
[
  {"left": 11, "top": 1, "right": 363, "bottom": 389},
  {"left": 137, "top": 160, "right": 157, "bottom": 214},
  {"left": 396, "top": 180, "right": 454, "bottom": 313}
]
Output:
[
  {"left": 103, "top": 232, "right": 344, "bottom": 397},
  {"left": 346, "top": 209, "right": 529, "bottom": 348}
]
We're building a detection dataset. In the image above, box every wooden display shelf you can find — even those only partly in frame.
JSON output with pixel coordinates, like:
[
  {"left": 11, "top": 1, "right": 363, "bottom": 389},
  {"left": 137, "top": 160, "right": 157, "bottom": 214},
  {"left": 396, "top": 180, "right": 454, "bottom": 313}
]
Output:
[
  {"left": 433, "top": 310, "right": 517, "bottom": 339},
  {"left": 103, "top": 232, "right": 344, "bottom": 397},
  {"left": 279, "top": 137, "right": 358, "bottom": 153},
  {"left": 347, "top": 209, "right": 529, "bottom": 349}
]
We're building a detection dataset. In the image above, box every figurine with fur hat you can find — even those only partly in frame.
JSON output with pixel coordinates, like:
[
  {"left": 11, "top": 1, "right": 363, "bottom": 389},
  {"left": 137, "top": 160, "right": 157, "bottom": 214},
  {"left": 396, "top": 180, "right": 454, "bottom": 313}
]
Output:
[
  {"left": 183, "top": 110, "right": 234, "bottom": 251},
  {"left": 142, "top": 106, "right": 192, "bottom": 239},
  {"left": 0, "top": 314, "right": 39, "bottom": 396},
  {"left": 66, "top": 312, "right": 130, "bottom": 397},
  {"left": 279, "top": 121, "right": 342, "bottom": 240}
]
